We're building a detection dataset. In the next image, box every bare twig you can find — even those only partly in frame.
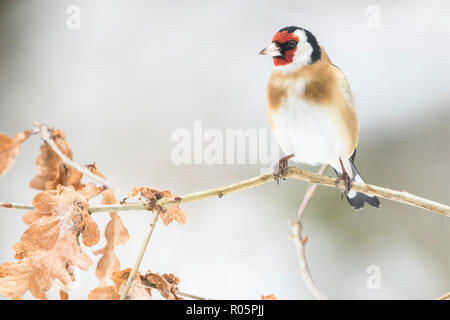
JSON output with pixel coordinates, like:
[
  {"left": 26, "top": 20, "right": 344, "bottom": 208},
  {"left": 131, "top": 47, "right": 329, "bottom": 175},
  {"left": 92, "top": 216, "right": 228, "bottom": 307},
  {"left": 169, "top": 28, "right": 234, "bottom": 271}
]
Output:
[
  {"left": 120, "top": 212, "right": 159, "bottom": 300},
  {"left": 287, "top": 167, "right": 450, "bottom": 216},
  {"left": 100, "top": 167, "right": 450, "bottom": 216},
  {"left": 173, "top": 290, "right": 207, "bottom": 300},
  {"left": 290, "top": 221, "right": 326, "bottom": 299},
  {"left": 290, "top": 164, "right": 328, "bottom": 300},
  {"left": 140, "top": 278, "right": 207, "bottom": 300},
  {"left": 94, "top": 167, "right": 449, "bottom": 216},
  {"left": 437, "top": 292, "right": 450, "bottom": 300},
  {"left": 0, "top": 202, "right": 35, "bottom": 211},
  {"left": 2, "top": 166, "right": 450, "bottom": 217},
  {"left": 90, "top": 202, "right": 151, "bottom": 213},
  {"left": 34, "top": 122, "right": 123, "bottom": 196},
  {"left": 296, "top": 164, "right": 328, "bottom": 220}
]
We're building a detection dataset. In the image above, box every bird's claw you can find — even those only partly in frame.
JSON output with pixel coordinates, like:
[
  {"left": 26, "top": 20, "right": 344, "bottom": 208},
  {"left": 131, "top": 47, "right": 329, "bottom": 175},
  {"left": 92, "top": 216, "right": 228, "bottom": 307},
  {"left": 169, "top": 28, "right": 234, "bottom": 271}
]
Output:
[
  {"left": 335, "top": 171, "right": 353, "bottom": 193},
  {"left": 273, "top": 154, "right": 295, "bottom": 185}
]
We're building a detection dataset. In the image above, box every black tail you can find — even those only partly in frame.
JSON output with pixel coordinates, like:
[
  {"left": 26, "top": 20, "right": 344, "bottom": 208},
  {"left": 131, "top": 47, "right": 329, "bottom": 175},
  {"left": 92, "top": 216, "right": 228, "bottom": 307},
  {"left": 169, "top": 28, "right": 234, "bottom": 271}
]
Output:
[{"left": 334, "top": 159, "right": 381, "bottom": 210}]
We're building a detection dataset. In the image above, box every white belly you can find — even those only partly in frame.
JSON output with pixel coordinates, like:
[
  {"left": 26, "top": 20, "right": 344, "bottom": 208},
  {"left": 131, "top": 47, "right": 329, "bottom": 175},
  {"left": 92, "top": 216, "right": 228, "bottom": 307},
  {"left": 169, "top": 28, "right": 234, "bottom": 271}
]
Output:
[{"left": 271, "top": 98, "right": 349, "bottom": 166}]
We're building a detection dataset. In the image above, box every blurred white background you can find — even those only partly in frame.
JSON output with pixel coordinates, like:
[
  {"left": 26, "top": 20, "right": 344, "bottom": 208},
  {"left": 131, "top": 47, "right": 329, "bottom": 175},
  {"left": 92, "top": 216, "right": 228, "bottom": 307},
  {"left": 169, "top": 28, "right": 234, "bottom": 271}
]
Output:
[{"left": 0, "top": 0, "right": 449, "bottom": 299}]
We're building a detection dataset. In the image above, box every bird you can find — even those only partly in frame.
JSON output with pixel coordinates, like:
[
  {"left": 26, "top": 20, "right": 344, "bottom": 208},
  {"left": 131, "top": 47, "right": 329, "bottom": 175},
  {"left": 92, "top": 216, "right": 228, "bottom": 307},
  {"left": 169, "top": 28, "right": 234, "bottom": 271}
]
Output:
[{"left": 259, "top": 26, "right": 380, "bottom": 210}]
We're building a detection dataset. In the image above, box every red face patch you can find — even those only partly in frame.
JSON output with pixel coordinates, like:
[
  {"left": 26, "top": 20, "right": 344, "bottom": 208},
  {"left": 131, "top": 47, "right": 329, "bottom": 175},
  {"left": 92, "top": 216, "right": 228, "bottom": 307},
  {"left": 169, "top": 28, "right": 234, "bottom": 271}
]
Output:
[
  {"left": 272, "top": 30, "right": 298, "bottom": 43},
  {"left": 272, "top": 31, "right": 299, "bottom": 66}
]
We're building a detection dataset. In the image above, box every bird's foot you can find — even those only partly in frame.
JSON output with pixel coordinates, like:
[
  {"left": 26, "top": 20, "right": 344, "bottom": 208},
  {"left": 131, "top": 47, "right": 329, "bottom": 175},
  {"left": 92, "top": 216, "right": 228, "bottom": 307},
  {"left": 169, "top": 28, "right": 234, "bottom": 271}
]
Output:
[
  {"left": 335, "top": 171, "right": 353, "bottom": 193},
  {"left": 273, "top": 154, "right": 295, "bottom": 185}
]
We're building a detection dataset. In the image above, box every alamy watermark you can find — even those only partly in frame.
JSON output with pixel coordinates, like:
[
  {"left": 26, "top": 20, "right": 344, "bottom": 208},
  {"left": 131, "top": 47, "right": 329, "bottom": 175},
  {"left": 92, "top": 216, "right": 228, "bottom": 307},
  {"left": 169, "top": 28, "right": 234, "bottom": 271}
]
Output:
[
  {"left": 66, "top": 5, "right": 81, "bottom": 30},
  {"left": 366, "top": 264, "right": 381, "bottom": 290},
  {"left": 366, "top": 5, "right": 382, "bottom": 30},
  {"left": 171, "top": 121, "right": 281, "bottom": 172}
]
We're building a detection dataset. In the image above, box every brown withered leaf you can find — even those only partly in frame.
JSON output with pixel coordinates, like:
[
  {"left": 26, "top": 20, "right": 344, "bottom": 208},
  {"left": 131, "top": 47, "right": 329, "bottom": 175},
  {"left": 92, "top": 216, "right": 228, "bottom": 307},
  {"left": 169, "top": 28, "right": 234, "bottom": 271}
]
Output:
[
  {"left": 160, "top": 206, "right": 187, "bottom": 226},
  {"left": 111, "top": 269, "right": 151, "bottom": 300},
  {"left": 261, "top": 294, "right": 277, "bottom": 300},
  {"left": 88, "top": 164, "right": 129, "bottom": 286},
  {"left": 93, "top": 211, "right": 129, "bottom": 285},
  {"left": 88, "top": 286, "right": 120, "bottom": 300},
  {"left": 0, "top": 130, "right": 30, "bottom": 176},
  {"left": 100, "top": 190, "right": 129, "bottom": 247},
  {"left": 29, "top": 129, "right": 83, "bottom": 191},
  {"left": 86, "top": 162, "right": 106, "bottom": 179},
  {"left": 78, "top": 182, "right": 105, "bottom": 200},
  {"left": 59, "top": 290, "right": 69, "bottom": 300},
  {"left": 22, "top": 182, "right": 102, "bottom": 226},
  {"left": 54, "top": 268, "right": 73, "bottom": 300},
  {"left": 111, "top": 268, "right": 131, "bottom": 292},
  {"left": 129, "top": 186, "right": 173, "bottom": 201},
  {"left": 93, "top": 196, "right": 129, "bottom": 285},
  {"left": 144, "top": 272, "right": 180, "bottom": 300},
  {"left": 0, "top": 186, "right": 100, "bottom": 300},
  {"left": 19, "top": 187, "right": 100, "bottom": 247},
  {"left": 22, "top": 191, "right": 60, "bottom": 225},
  {"left": 0, "top": 259, "right": 34, "bottom": 300},
  {"left": 130, "top": 187, "right": 187, "bottom": 226}
]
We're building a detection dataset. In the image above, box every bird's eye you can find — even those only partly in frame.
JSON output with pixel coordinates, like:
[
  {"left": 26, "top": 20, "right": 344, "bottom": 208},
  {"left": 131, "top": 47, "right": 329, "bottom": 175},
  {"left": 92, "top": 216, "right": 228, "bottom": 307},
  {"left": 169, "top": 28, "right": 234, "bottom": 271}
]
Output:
[{"left": 282, "top": 40, "right": 298, "bottom": 50}]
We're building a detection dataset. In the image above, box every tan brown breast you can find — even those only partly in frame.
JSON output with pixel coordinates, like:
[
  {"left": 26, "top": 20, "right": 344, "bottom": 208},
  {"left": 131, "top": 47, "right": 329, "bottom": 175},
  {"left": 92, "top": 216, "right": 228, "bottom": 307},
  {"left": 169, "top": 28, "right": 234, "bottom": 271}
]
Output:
[{"left": 266, "top": 48, "right": 359, "bottom": 156}]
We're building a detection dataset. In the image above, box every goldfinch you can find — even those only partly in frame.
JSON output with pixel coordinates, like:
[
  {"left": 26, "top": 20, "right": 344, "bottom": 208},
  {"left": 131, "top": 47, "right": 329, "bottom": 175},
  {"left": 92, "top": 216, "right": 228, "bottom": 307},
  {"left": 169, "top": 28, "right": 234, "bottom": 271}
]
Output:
[{"left": 260, "top": 26, "right": 380, "bottom": 209}]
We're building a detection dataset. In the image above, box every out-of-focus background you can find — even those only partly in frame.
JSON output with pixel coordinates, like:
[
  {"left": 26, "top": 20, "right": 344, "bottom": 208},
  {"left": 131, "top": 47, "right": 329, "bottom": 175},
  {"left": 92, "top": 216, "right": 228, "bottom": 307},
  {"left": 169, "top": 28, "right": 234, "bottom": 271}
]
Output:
[{"left": 0, "top": 0, "right": 449, "bottom": 300}]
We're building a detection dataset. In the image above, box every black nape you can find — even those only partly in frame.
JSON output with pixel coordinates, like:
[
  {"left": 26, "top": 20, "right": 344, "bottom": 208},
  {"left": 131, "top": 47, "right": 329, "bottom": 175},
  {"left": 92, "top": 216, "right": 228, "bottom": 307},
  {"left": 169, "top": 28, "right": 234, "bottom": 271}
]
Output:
[{"left": 278, "top": 26, "right": 301, "bottom": 34}]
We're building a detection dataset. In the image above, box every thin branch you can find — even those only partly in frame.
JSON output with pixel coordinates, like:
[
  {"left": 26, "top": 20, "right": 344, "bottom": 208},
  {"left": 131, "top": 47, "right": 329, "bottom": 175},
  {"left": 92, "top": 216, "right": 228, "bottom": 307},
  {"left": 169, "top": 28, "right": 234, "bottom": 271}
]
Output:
[
  {"left": 91, "top": 202, "right": 149, "bottom": 213},
  {"left": 173, "top": 290, "right": 207, "bottom": 301},
  {"left": 290, "top": 221, "right": 326, "bottom": 299},
  {"left": 140, "top": 278, "right": 207, "bottom": 300},
  {"left": 437, "top": 292, "right": 450, "bottom": 300},
  {"left": 287, "top": 168, "right": 450, "bottom": 216},
  {"left": 87, "top": 171, "right": 279, "bottom": 214},
  {"left": 290, "top": 164, "right": 328, "bottom": 300},
  {"left": 34, "top": 122, "right": 123, "bottom": 196},
  {"left": 0, "top": 202, "right": 35, "bottom": 211},
  {"left": 160, "top": 166, "right": 450, "bottom": 216},
  {"left": 120, "top": 212, "right": 159, "bottom": 300},
  {"left": 296, "top": 164, "right": 328, "bottom": 220},
  {"left": 2, "top": 167, "right": 450, "bottom": 217}
]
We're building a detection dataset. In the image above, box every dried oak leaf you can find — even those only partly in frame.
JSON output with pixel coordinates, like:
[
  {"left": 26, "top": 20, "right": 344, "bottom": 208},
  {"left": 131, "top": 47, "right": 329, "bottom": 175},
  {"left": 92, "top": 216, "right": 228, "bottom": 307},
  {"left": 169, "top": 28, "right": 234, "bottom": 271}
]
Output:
[
  {"left": 160, "top": 206, "right": 187, "bottom": 226},
  {"left": 93, "top": 189, "right": 129, "bottom": 286},
  {"left": 110, "top": 268, "right": 151, "bottom": 300},
  {"left": 261, "top": 294, "right": 277, "bottom": 300},
  {"left": 59, "top": 290, "right": 69, "bottom": 300},
  {"left": 130, "top": 187, "right": 187, "bottom": 226},
  {"left": 129, "top": 186, "right": 173, "bottom": 201},
  {"left": 29, "top": 129, "right": 83, "bottom": 191},
  {"left": 87, "top": 164, "right": 129, "bottom": 286},
  {"left": 54, "top": 266, "right": 75, "bottom": 300},
  {"left": 86, "top": 162, "right": 106, "bottom": 179},
  {"left": 88, "top": 286, "right": 120, "bottom": 300},
  {"left": 0, "top": 260, "right": 34, "bottom": 300},
  {"left": 144, "top": 272, "right": 180, "bottom": 300},
  {"left": 0, "top": 186, "right": 100, "bottom": 299},
  {"left": 21, "top": 183, "right": 102, "bottom": 226},
  {"left": 0, "top": 130, "right": 30, "bottom": 176},
  {"left": 78, "top": 182, "right": 106, "bottom": 200}
]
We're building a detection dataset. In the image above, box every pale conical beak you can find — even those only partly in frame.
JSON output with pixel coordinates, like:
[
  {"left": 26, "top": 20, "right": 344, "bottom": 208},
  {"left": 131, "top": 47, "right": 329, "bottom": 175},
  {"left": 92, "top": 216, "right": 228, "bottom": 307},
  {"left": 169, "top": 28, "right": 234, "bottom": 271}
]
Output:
[{"left": 259, "top": 42, "right": 281, "bottom": 56}]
